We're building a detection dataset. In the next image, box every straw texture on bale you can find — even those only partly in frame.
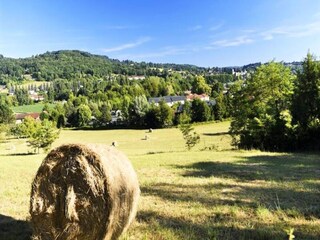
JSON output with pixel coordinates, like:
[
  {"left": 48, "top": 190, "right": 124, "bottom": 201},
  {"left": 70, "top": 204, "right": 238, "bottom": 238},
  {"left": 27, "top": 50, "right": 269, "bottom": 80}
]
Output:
[{"left": 30, "top": 143, "right": 140, "bottom": 240}]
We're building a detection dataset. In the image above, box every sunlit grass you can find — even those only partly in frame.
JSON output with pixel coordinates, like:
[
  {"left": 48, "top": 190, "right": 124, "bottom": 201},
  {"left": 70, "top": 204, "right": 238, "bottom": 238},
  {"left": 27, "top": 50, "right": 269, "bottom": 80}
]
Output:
[
  {"left": 12, "top": 103, "right": 55, "bottom": 113},
  {"left": 0, "top": 121, "right": 319, "bottom": 240}
]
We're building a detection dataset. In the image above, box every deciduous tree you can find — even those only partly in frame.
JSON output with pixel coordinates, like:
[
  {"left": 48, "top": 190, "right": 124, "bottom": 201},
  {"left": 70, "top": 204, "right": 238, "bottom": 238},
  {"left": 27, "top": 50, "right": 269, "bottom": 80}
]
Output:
[
  {"left": 230, "top": 62, "right": 295, "bottom": 150},
  {"left": 28, "top": 119, "right": 60, "bottom": 153}
]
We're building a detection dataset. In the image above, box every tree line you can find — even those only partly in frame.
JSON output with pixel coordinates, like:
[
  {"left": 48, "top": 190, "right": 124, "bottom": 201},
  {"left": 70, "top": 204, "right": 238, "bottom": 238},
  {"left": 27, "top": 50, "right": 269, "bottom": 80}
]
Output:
[{"left": 230, "top": 53, "right": 320, "bottom": 151}]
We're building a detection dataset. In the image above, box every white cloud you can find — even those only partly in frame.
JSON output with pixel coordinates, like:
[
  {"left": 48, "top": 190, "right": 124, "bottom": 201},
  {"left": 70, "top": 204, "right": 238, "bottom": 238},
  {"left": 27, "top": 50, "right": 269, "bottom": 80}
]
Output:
[
  {"left": 102, "top": 37, "right": 151, "bottom": 53},
  {"left": 116, "top": 46, "right": 187, "bottom": 61},
  {"left": 261, "top": 20, "right": 320, "bottom": 40},
  {"left": 211, "top": 35, "right": 254, "bottom": 47},
  {"left": 209, "top": 18, "right": 320, "bottom": 50},
  {"left": 189, "top": 25, "right": 203, "bottom": 31},
  {"left": 209, "top": 23, "right": 224, "bottom": 31}
]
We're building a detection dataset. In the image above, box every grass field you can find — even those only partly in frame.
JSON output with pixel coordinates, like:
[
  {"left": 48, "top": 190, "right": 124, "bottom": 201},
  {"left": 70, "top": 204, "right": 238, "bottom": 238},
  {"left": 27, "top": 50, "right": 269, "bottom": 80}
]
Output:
[
  {"left": 0, "top": 121, "right": 319, "bottom": 240},
  {"left": 12, "top": 103, "right": 55, "bottom": 113}
]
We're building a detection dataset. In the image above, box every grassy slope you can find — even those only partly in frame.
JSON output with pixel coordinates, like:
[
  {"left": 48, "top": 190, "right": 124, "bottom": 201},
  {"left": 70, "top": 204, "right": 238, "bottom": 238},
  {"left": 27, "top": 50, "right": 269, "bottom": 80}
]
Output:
[
  {"left": 12, "top": 103, "right": 55, "bottom": 113},
  {"left": 0, "top": 121, "right": 319, "bottom": 240}
]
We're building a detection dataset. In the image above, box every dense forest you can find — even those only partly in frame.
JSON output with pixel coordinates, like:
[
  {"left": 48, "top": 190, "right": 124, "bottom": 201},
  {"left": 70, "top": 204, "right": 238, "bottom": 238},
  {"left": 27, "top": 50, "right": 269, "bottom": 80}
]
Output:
[
  {"left": 0, "top": 50, "right": 212, "bottom": 82},
  {"left": 1, "top": 50, "right": 319, "bottom": 151}
]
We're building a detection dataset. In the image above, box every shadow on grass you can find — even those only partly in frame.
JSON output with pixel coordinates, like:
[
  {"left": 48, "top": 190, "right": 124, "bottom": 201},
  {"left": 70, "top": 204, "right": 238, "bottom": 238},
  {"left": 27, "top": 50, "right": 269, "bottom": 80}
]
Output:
[
  {"left": 0, "top": 153, "right": 36, "bottom": 157},
  {"left": 142, "top": 180, "right": 319, "bottom": 218},
  {"left": 172, "top": 153, "right": 320, "bottom": 214},
  {"left": 202, "top": 131, "right": 230, "bottom": 136},
  {"left": 136, "top": 210, "right": 290, "bottom": 240},
  {"left": 141, "top": 181, "right": 320, "bottom": 239},
  {"left": 139, "top": 153, "right": 320, "bottom": 239},
  {"left": 0, "top": 214, "right": 31, "bottom": 240},
  {"left": 179, "top": 153, "right": 320, "bottom": 181},
  {"left": 141, "top": 182, "right": 253, "bottom": 208}
]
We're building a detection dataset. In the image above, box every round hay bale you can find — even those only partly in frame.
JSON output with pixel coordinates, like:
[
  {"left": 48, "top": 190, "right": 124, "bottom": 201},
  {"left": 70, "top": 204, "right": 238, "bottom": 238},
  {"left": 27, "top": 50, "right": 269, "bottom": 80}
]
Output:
[{"left": 30, "top": 143, "right": 140, "bottom": 240}]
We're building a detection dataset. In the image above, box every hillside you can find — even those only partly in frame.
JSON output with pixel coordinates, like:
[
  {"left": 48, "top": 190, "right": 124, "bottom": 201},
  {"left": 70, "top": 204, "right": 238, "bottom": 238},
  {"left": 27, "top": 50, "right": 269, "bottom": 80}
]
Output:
[
  {"left": 0, "top": 50, "right": 302, "bottom": 83},
  {"left": 0, "top": 50, "right": 209, "bottom": 83}
]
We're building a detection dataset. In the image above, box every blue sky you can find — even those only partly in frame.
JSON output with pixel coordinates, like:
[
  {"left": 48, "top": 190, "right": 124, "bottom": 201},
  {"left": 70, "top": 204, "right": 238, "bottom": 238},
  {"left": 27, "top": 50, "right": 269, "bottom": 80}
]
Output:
[{"left": 1, "top": 0, "right": 320, "bottom": 67}]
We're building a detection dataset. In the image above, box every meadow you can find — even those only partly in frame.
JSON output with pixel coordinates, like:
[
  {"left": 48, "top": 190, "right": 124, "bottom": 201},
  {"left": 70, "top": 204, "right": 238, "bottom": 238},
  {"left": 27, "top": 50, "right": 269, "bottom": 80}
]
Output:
[
  {"left": 12, "top": 103, "right": 55, "bottom": 113},
  {"left": 0, "top": 121, "right": 319, "bottom": 240}
]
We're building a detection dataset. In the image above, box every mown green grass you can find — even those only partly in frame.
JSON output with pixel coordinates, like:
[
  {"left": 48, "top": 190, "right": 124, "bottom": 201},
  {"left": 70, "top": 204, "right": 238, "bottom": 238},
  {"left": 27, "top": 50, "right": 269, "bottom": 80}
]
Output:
[
  {"left": 12, "top": 103, "right": 55, "bottom": 113},
  {"left": 0, "top": 121, "right": 319, "bottom": 240}
]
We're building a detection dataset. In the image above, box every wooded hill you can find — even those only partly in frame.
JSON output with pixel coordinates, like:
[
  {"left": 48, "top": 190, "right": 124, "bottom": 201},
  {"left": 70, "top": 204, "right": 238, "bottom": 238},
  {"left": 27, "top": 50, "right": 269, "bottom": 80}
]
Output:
[
  {"left": 0, "top": 50, "right": 209, "bottom": 82},
  {"left": 0, "top": 50, "right": 302, "bottom": 83}
]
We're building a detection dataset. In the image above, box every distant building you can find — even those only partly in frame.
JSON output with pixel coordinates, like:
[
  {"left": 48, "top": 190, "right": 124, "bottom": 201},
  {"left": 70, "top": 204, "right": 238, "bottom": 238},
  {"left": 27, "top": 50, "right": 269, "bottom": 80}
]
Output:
[
  {"left": 15, "top": 113, "right": 40, "bottom": 124},
  {"left": 186, "top": 93, "right": 210, "bottom": 102},
  {"left": 29, "top": 94, "right": 45, "bottom": 102},
  {"left": 128, "top": 75, "right": 145, "bottom": 80},
  {"left": 111, "top": 110, "right": 123, "bottom": 123},
  {"left": 148, "top": 93, "right": 212, "bottom": 107},
  {"left": 232, "top": 69, "right": 248, "bottom": 79},
  {"left": 148, "top": 96, "right": 185, "bottom": 107}
]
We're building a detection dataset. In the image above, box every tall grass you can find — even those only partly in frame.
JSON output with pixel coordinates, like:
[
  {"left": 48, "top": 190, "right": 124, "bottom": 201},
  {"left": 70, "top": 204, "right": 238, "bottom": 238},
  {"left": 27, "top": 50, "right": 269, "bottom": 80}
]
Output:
[{"left": 0, "top": 121, "right": 319, "bottom": 240}]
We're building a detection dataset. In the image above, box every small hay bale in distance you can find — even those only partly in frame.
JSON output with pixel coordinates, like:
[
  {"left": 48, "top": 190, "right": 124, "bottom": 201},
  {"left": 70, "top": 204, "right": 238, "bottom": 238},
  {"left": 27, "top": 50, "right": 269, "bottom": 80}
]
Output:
[{"left": 30, "top": 143, "right": 140, "bottom": 240}]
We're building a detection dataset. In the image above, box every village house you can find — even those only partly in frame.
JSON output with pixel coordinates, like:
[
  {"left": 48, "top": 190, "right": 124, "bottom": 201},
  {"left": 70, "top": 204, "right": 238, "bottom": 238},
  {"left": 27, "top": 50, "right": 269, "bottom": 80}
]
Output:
[
  {"left": 186, "top": 93, "right": 210, "bottom": 102},
  {"left": 148, "top": 93, "right": 211, "bottom": 107},
  {"left": 29, "top": 94, "right": 45, "bottom": 102},
  {"left": 148, "top": 95, "right": 186, "bottom": 107},
  {"left": 128, "top": 75, "right": 146, "bottom": 80},
  {"left": 15, "top": 113, "right": 40, "bottom": 124},
  {"left": 111, "top": 110, "right": 123, "bottom": 123}
]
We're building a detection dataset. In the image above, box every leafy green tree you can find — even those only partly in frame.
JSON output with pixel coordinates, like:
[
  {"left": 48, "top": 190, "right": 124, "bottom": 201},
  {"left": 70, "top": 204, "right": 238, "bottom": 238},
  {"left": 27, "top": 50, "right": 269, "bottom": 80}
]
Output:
[
  {"left": 10, "top": 116, "right": 39, "bottom": 138},
  {"left": 158, "top": 100, "right": 174, "bottom": 127},
  {"left": 40, "top": 111, "right": 50, "bottom": 120},
  {"left": 64, "top": 100, "right": 76, "bottom": 124},
  {"left": 176, "top": 111, "right": 191, "bottom": 125},
  {"left": 0, "top": 103, "right": 14, "bottom": 124},
  {"left": 46, "top": 86, "right": 55, "bottom": 103},
  {"left": 120, "top": 95, "right": 131, "bottom": 122},
  {"left": 145, "top": 100, "right": 174, "bottom": 128},
  {"left": 143, "top": 76, "right": 162, "bottom": 97},
  {"left": 0, "top": 124, "right": 9, "bottom": 142},
  {"left": 292, "top": 53, "right": 320, "bottom": 128},
  {"left": 15, "top": 88, "right": 32, "bottom": 105},
  {"left": 145, "top": 104, "right": 161, "bottom": 128},
  {"left": 230, "top": 62, "right": 295, "bottom": 150},
  {"left": 191, "top": 75, "right": 211, "bottom": 94},
  {"left": 224, "top": 80, "right": 243, "bottom": 117},
  {"left": 56, "top": 114, "right": 66, "bottom": 128},
  {"left": 182, "top": 100, "right": 191, "bottom": 116},
  {"left": 179, "top": 123, "right": 200, "bottom": 150},
  {"left": 191, "top": 98, "right": 211, "bottom": 122},
  {"left": 213, "top": 92, "right": 226, "bottom": 120},
  {"left": 28, "top": 119, "right": 60, "bottom": 153},
  {"left": 291, "top": 53, "right": 320, "bottom": 149},
  {"left": 76, "top": 104, "right": 92, "bottom": 127},
  {"left": 89, "top": 102, "right": 101, "bottom": 120},
  {"left": 128, "top": 95, "right": 149, "bottom": 127},
  {"left": 210, "top": 80, "right": 224, "bottom": 98},
  {"left": 98, "top": 102, "right": 112, "bottom": 125}
]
